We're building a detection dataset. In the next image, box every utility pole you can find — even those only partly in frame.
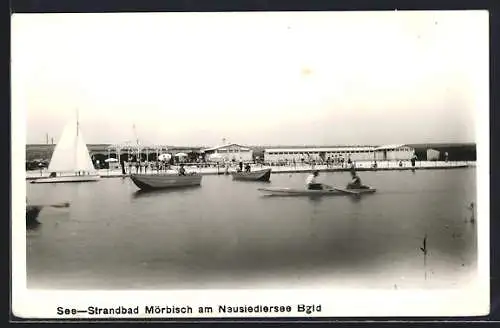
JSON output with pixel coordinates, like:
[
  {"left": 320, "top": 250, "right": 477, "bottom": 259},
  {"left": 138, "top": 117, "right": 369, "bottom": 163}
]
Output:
[
  {"left": 76, "top": 108, "right": 80, "bottom": 136},
  {"left": 133, "top": 124, "right": 139, "bottom": 145},
  {"left": 133, "top": 123, "right": 140, "bottom": 162}
]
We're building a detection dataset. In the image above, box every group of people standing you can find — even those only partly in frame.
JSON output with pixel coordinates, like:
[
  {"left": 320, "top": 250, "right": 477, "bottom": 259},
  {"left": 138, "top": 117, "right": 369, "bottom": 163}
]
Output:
[{"left": 236, "top": 161, "right": 252, "bottom": 173}]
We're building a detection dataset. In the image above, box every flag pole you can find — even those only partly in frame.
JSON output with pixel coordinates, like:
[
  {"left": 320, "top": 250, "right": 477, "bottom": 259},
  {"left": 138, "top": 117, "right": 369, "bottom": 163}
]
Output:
[{"left": 76, "top": 108, "right": 80, "bottom": 136}]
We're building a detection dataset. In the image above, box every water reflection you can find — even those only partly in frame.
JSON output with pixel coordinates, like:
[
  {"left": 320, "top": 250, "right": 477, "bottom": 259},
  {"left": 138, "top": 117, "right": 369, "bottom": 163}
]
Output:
[
  {"left": 232, "top": 179, "right": 272, "bottom": 184},
  {"left": 301, "top": 193, "right": 323, "bottom": 202},
  {"left": 132, "top": 185, "right": 202, "bottom": 199}
]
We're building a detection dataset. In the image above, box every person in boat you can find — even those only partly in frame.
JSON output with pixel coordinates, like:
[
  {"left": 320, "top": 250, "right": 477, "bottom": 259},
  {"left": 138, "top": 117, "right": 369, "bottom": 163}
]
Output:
[
  {"left": 239, "top": 160, "right": 243, "bottom": 172},
  {"left": 347, "top": 171, "right": 362, "bottom": 189},
  {"left": 178, "top": 164, "right": 187, "bottom": 176},
  {"left": 245, "top": 163, "right": 251, "bottom": 173},
  {"left": 305, "top": 170, "right": 326, "bottom": 190},
  {"left": 347, "top": 171, "right": 368, "bottom": 189}
]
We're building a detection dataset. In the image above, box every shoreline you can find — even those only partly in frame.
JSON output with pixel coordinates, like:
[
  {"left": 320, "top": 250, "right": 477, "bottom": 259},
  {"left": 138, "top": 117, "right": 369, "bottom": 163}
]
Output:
[{"left": 26, "top": 160, "right": 475, "bottom": 180}]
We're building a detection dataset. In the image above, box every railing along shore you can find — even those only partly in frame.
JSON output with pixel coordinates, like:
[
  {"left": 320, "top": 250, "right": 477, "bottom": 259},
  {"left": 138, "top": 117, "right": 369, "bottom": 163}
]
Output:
[{"left": 25, "top": 160, "right": 475, "bottom": 180}]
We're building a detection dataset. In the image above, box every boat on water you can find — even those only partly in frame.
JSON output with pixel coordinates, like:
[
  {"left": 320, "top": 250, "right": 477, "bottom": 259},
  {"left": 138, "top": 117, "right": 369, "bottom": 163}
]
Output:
[
  {"left": 31, "top": 173, "right": 100, "bottom": 183},
  {"left": 231, "top": 168, "right": 271, "bottom": 182},
  {"left": 26, "top": 205, "right": 43, "bottom": 229},
  {"left": 257, "top": 186, "right": 377, "bottom": 197},
  {"left": 26, "top": 205, "right": 42, "bottom": 222},
  {"left": 26, "top": 201, "right": 70, "bottom": 229},
  {"left": 130, "top": 173, "right": 202, "bottom": 191},
  {"left": 31, "top": 112, "right": 100, "bottom": 184}
]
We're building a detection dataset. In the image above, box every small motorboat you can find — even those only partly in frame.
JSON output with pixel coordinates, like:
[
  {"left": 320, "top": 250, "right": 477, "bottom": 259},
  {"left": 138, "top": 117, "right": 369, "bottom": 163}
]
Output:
[
  {"left": 130, "top": 173, "right": 202, "bottom": 191},
  {"left": 257, "top": 186, "right": 376, "bottom": 197},
  {"left": 231, "top": 168, "right": 271, "bottom": 182}
]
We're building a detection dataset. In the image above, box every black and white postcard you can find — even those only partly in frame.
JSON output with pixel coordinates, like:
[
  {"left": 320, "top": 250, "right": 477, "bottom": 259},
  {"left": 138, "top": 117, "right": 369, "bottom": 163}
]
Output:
[{"left": 12, "top": 10, "right": 490, "bottom": 319}]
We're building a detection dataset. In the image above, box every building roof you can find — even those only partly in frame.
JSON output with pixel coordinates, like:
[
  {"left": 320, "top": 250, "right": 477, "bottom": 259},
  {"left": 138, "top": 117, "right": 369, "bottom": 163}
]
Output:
[
  {"left": 265, "top": 144, "right": 414, "bottom": 153},
  {"left": 203, "top": 143, "right": 251, "bottom": 152},
  {"left": 373, "top": 144, "right": 409, "bottom": 151},
  {"left": 106, "top": 142, "right": 169, "bottom": 150},
  {"left": 265, "top": 147, "right": 376, "bottom": 153}
]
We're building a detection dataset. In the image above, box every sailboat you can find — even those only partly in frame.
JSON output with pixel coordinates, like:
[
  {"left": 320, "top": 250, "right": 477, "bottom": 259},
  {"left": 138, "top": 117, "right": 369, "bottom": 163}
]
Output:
[{"left": 31, "top": 112, "right": 100, "bottom": 184}]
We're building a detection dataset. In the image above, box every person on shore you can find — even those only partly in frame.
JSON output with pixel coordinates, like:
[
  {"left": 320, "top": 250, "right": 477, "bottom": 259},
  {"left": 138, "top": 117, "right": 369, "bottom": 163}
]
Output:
[
  {"left": 178, "top": 164, "right": 186, "bottom": 176},
  {"left": 349, "top": 161, "right": 356, "bottom": 175},
  {"left": 121, "top": 160, "right": 126, "bottom": 175},
  {"left": 305, "top": 170, "right": 326, "bottom": 190},
  {"left": 411, "top": 154, "right": 417, "bottom": 167}
]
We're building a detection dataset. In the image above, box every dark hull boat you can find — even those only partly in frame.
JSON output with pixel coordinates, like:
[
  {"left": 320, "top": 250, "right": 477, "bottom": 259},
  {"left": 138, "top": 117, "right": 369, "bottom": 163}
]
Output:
[
  {"left": 130, "top": 173, "right": 202, "bottom": 191},
  {"left": 26, "top": 205, "right": 42, "bottom": 220},
  {"left": 231, "top": 168, "right": 271, "bottom": 182},
  {"left": 26, "top": 205, "right": 42, "bottom": 228}
]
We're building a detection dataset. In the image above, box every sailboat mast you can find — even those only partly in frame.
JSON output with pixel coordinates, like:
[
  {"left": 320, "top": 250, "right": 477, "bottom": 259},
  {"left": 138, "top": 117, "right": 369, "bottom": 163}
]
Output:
[
  {"left": 133, "top": 123, "right": 140, "bottom": 162},
  {"left": 75, "top": 108, "right": 79, "bottom": 173},
  {"left": 133, "top": 123, "right": 139, "bottom": 145},
  {"left": 76, "top": 108, "right": 80, "bottom": 136}
]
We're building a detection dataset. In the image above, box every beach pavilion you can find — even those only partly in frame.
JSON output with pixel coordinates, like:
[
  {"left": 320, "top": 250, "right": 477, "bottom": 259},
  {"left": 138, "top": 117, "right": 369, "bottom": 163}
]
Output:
[{"left": 106, "top": 142, "right": 170, "bottom": 163}]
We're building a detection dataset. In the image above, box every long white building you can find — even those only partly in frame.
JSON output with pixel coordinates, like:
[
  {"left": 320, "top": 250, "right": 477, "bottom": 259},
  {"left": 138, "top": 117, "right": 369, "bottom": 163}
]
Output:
[
  {"left": 203, "top": 143, "right": 254, "bottom": 162},
  {"left": 263, "top": 144, "right": 415, "bottom": 163}
]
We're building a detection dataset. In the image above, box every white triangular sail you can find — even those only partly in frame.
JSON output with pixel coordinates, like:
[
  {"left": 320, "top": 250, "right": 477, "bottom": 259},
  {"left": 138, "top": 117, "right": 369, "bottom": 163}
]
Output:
[
  {"left": 48, "top": 117, "right": 96, "bottom": 173},
  {"left": 75, "top": 128, "right": 96, "bottom": 172}
]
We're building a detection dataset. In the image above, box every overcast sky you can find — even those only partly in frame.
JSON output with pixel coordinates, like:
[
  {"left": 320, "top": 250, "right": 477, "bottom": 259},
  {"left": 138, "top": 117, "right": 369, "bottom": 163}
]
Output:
[{"left": 12, "top": 11, "right": 487, "bottom": 146}]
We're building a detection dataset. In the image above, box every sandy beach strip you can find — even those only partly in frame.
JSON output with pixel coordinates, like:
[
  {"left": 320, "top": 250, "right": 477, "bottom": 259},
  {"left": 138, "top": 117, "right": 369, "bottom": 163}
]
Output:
[{"left": 25, "top": 160, "right": 475, "bottom": 180}]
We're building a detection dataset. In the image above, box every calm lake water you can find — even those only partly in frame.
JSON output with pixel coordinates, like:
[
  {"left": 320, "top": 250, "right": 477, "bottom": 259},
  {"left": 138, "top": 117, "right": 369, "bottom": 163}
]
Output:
[{"left": 25, "top": 168, "right": 477, "bottom": 290}]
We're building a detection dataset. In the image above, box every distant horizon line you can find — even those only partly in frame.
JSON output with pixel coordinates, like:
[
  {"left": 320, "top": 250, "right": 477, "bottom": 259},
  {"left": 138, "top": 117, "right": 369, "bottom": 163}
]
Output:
[{"left": 26, "top": 141, "right": 477, "bottom": 148}]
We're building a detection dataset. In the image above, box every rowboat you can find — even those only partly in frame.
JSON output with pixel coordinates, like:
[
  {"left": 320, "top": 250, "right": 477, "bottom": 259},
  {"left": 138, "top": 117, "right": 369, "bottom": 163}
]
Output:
[
  {"left": 232, "top": 168, "right": 271, "bottom": 182},
  {"left": 130, "top": 173, "right": 202, "bottom": 190},
  {"left": 257, "top": 187, "right": 376, "bottom": 197}
]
